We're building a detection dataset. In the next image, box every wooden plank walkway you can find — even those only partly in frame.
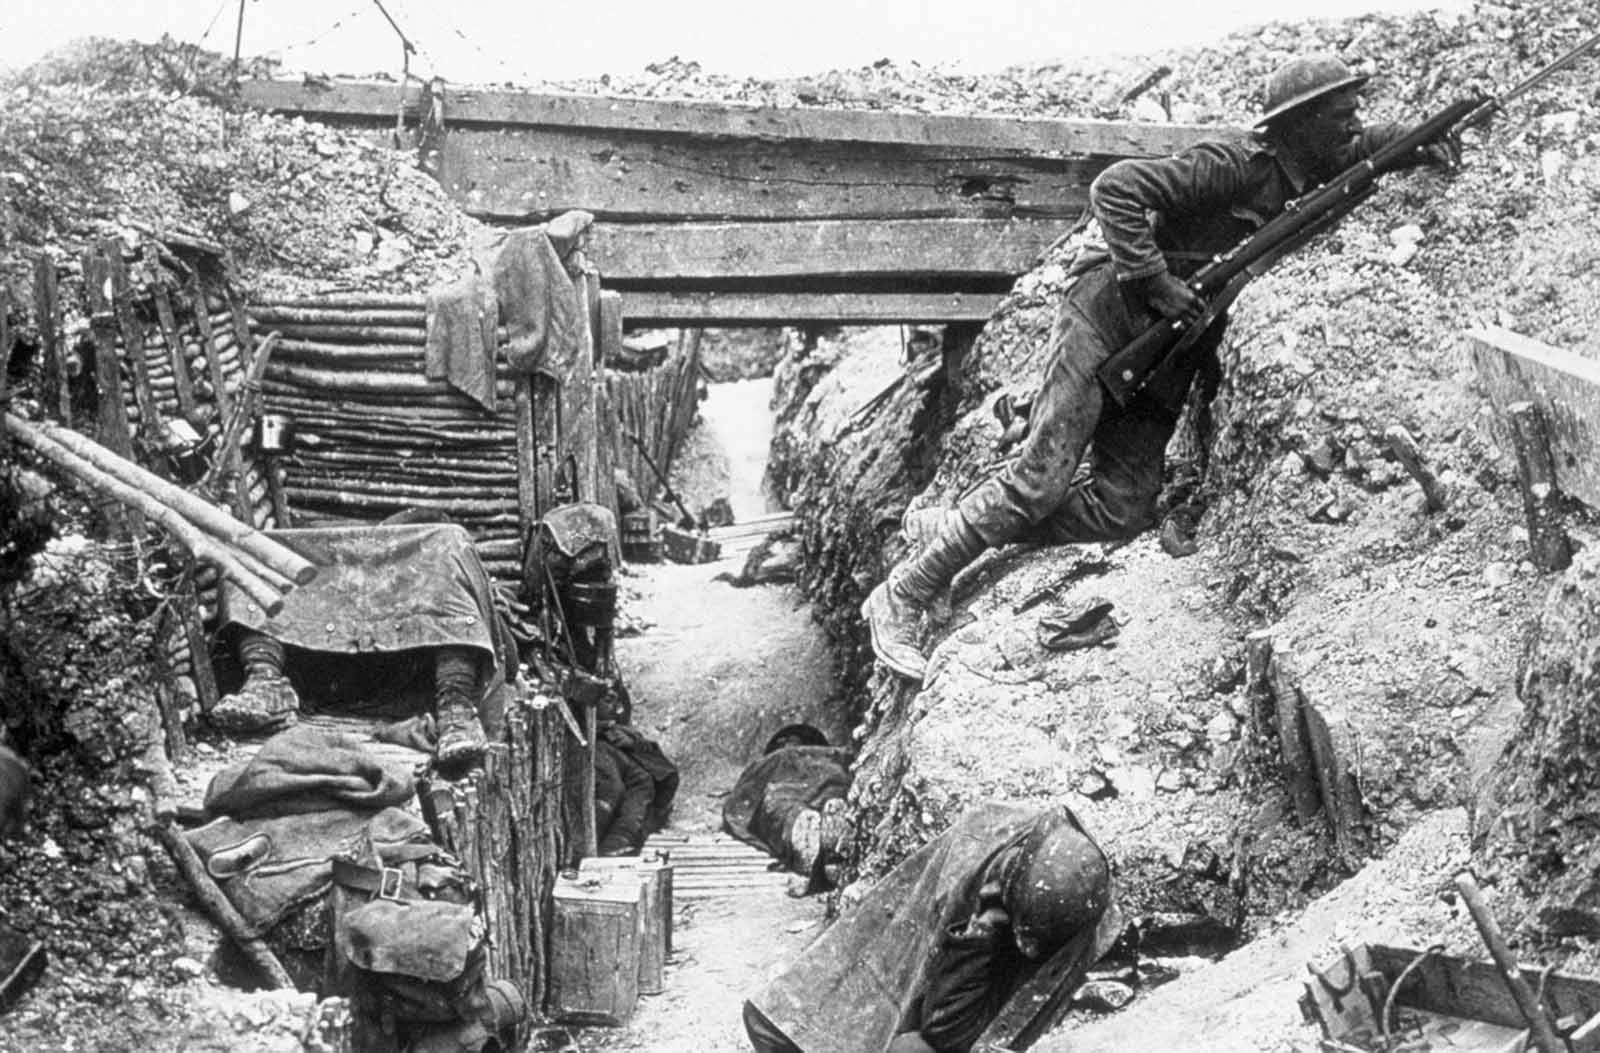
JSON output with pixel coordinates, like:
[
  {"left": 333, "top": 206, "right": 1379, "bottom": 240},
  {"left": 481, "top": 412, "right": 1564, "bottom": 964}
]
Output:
[{"left": 644, "top": 831, "right": 791, "bottom": 899}]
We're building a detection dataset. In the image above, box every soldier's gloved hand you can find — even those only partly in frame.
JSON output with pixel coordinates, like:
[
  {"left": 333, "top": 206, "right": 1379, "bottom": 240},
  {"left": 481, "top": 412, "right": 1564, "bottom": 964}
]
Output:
[
  {"left": 1419, "top": 133, "right": 1463, "bottom": 172},
  {"left": 1129, "top": 272, "right": 1204, "bottom": 326}
]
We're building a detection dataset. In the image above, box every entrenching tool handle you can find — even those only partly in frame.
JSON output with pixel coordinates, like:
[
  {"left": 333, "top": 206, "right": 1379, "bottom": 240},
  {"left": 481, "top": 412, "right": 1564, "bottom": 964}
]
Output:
[{"left": 1454, "top": 871, "right": 1565, "bottom": 1053}]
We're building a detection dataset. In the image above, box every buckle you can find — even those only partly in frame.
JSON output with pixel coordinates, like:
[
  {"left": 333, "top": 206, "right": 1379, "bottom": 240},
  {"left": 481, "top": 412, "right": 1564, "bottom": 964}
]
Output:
[{"left": 377, "top": 866, "right": 405, "bottom": 902}]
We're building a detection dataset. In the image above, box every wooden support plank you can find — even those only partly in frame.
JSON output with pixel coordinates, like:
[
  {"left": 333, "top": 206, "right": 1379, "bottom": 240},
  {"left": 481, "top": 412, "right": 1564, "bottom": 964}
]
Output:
[
  {"left": 1300, "top": 701, "right": 1366, "bottom": 860},
  {"left": 81, "top": 248, "right": 141, "bottom": 536},
  {"left": 190, "top": 276, "right": 232, "bottom": 420},
  {"left": 32, "top": 256, "right": 69, "bottom": 424},
  {"left": 619, "top": 289, "right": 1004, "bottom": 325},
  {"left": 1367, "top": 944, "right": 1600, "bottom": 1035},
  {"left": 1267, "top": 651, "right": 1322, "bottom": 827},
  {"left": 1508, "top": 401, "right": 1573, "bottom": 571},
  {"left": 238, "top": 79, "right": 1239, "bottom": 157},
  {"left": 151, "top": 287, "right": 198, "bottom": 419},
  {"left": 585, "top": 218, "right": 1061, "bottom": 281},
  {"left": 441, "top": 125, "right": 1097, "bottom": 222},
  {"left": 1468, "top": 326, "right": 1600, "bottom": 511},
  {"left": 104, "top": 242, "right": 164, "bottom": 443}
]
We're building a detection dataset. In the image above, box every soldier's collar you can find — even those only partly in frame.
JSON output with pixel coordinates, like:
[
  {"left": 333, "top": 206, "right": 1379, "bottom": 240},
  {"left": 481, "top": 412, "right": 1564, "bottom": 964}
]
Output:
[{"left": 1260, "top": 138, "right": 1312, "bottom": 195}]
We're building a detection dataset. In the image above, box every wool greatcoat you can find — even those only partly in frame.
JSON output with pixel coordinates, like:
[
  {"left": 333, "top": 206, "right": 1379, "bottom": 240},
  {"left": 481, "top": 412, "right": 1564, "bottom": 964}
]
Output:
[{"left": 743, "top": 802, "right": 1118, "bottom": 1053}]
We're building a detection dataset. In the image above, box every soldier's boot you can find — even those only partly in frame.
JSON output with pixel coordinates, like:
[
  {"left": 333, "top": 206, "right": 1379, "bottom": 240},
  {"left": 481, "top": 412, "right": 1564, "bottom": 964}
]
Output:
[
  {"left": 900, "top": 506, "right": 958, "bottom": 623},
  {"left": 861, "top": 512, "right": 986, "bottom": 682},
  {"left": 212, "top": 631, "right": 300, "bottom": 734},
  {"left": 434, "top": 646, "right": 487, "bottom": 772}
]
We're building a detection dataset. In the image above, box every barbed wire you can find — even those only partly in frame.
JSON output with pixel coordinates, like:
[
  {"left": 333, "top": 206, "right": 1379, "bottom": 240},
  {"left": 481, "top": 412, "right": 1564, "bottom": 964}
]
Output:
[
  {"left": 262, "top": 6, "right": 369, "bottom": 58},
  {"left": 194, "top": 0, "right": 231, "bottom": 47}
]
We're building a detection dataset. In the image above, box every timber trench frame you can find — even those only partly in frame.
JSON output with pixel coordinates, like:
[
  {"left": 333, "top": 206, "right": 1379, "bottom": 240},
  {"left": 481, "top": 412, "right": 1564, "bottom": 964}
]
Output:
[{"left": 241, "top": 78, "right": 1244, "bottom": 326}]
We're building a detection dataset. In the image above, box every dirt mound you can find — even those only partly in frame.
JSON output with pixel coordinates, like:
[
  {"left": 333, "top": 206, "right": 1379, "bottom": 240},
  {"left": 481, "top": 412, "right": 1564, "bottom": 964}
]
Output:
[
  {"left": 0, "top": 38, "right": 483, "bottom": 329},
  {"left": 767, "top": 0, "right": 1600, "bottom": 1039}
]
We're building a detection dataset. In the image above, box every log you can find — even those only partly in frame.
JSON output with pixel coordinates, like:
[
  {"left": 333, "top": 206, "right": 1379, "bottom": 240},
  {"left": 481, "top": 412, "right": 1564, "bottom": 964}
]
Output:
[
  {"left": 252, "top": 306, "right": 427, "bottom": 326},
  {"left": 8, "top": 414, "right": 315, "bottom": 587},
  {"left": 257, "top": 292, "right": 426, "bottom": 310},
  {"left": 282, "top": 487, "right": 517, "bottom": 515},
  {"left": 1507, "top": 401, "right": 1572, "bottom": 572},
  {"left": 5, "top": 419, "right": 286, "bottom": 615},
  {"left": 156, "top": 822, "right": 297, "bottom": 990},
  {"left": 272, "top": 339, "right": 425, "bottom": 364},
  {"left": 261, "top": 324, "right": 428, "bottom": 345},
  {"left": 261, "top": 370, "right": 514, "bottom": 399}
]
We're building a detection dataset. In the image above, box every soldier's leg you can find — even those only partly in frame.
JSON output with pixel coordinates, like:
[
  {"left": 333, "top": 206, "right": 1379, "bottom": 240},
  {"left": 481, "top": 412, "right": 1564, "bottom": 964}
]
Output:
[
  {"left": 434, "top": 646, "right": 488, "bottom": 770},
  {"left": 211, "top": 630, "right": 300, "bottom": 734},
  {"left": 1019, "top": 394, "right": 1180, "bottom": 545},
  {"left": 863, "top": 279, "right": 1113, "bottom": 681}
]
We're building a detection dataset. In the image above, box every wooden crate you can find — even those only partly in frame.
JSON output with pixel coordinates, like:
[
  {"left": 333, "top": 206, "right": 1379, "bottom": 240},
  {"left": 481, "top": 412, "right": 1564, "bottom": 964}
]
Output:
[
  {"left": 578, "top": 856, "right": 673, "bottom": 994},
  {"left": 548, "top": 876, "right": 642, "bottom": 1025}
]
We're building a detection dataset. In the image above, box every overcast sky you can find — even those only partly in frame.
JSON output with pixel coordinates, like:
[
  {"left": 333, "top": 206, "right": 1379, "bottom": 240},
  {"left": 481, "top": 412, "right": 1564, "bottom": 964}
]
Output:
[{"left": 3, "top": 0, "right": 1469, "bottom": 82}]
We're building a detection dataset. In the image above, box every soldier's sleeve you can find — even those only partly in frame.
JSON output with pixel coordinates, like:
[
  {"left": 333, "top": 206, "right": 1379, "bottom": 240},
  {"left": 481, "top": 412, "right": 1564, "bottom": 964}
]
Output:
[
  {"left": 1337, "top": 122, "right": 1424, "bottom": 168},
  {"left": 598, "top": 747, "right": 655, "bottom": 855},
  {"left": 1089, "top": 140, "right": 1254, "bottom": 282},
  {"left": 916, "top": 925, "right": 1010, "bottom": 1051}
]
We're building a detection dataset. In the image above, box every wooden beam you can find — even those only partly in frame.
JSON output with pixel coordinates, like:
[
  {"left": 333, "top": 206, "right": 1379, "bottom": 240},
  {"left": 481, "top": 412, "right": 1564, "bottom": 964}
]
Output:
[
  {"left": 586, "top": 218, "right": 1062, "bottom": 281},
  {"left": 1468, "top": 326, "right": 1600, "bottom": 511},
  {"left": 238, "top": 79, "right": 1241, "bottom": 156},
  {"left": 618, "top": 290, "right": 1005, "bottom": 324},
  {"left": 442, "top": 126, "right": 1098, "bottom": 222},
  {"left": 1368, "top": 944, "right": 1600, "bottom": 1035}
]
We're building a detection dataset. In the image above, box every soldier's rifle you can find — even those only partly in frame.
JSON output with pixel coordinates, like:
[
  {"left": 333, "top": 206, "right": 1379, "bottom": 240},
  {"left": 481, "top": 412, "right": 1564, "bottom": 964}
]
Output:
[{"left": 1098, "top": 29, "right": 1600, "bottom": 407}]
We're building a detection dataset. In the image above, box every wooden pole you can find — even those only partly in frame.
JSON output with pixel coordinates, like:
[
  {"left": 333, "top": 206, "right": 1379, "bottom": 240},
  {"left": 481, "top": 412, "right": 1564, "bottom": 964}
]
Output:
[
  {"left": 156, "top": 822, "right": 296, "bottom": 990},
  {"left": 1454, "top": 872, "right": 1563, "bottom": 1053},
  {"left": 1507, "top": 401, "right": 1573, "bottom": 572},
  {"left": 5, "top": 412, "right": 314, "bottom": 587},
  {"left": 5, "top": 415, "right": 287, "bottom": 616},
  {"left": 152, "top": 286, "right": 199, "bottom": 419}
]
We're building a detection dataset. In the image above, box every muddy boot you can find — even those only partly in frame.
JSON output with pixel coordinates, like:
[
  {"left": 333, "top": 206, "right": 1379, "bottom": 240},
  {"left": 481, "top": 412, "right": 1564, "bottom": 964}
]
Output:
[
  {"left": 900, "top": 506, "right": 957, "bottom": 623},
  {"left": 212, "top": 632, "right": 300, "bottom": 735},
  {"left": 434, "top": 647, "right": 487, "bottom": 772},
  {"left": 862, "top": 512, "right": 985, "bottom": 682},
  {"left": 788, "top": 808, "right": 824, "bottom": 880}
]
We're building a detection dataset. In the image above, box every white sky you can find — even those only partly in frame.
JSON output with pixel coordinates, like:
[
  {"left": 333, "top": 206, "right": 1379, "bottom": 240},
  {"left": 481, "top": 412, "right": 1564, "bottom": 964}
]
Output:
[{"left": 3, "top": 0, "right": 1469, "bottom": 82}]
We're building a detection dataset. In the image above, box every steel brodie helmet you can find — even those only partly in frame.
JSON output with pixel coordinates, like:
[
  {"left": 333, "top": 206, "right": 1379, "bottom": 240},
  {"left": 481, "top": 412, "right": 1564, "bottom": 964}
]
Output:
[
  {"left": 1258, "top": 54, "right": 1371, "bottom": 127},
  {"left": 1001, "top": 811, "right": 1110, "bottom": 959}
]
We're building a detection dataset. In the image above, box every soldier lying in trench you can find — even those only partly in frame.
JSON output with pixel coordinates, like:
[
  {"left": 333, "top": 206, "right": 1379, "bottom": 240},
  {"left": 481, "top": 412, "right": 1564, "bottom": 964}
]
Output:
[
  {"left": 743, "top": 802, "right": 1116, "bottom": 1053},
  {"left": 210, "top": 519, "right": 516, "bottom": 772},
  {"left": 722, "top": 723, "right": 853, "bottom": 892}
]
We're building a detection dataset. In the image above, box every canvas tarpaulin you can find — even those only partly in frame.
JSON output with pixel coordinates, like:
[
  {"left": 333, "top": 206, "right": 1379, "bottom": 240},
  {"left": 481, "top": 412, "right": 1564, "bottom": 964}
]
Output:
[{"left": 747, "top": 802, "right": 1113, "bottom": 1053}]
